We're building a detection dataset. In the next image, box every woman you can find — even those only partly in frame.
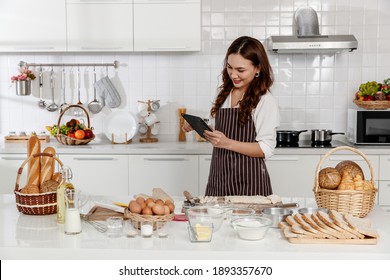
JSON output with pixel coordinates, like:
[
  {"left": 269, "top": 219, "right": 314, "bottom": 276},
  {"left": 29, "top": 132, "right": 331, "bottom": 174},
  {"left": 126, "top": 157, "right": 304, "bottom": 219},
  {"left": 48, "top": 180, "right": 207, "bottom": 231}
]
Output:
[{"left": 183, "top": 36, "right": 280, "bottom": 196}]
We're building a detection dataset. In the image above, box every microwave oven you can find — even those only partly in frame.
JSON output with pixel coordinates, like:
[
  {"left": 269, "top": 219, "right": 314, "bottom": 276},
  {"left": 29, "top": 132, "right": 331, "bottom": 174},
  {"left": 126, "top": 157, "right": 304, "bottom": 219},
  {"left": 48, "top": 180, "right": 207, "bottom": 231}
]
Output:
[{"left": 347, "top": 108, "right": 390, "bottom": 144}]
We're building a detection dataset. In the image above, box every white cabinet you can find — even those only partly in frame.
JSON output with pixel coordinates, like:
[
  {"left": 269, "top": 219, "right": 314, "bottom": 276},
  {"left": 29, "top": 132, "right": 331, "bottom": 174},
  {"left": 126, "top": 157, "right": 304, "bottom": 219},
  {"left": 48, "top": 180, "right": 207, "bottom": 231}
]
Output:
[
  {"left": 66, "top": 0, "right": 133, "bottom": 51},
  {"left": 129, "top": 155, "right": 198, "bottom": 196},
  {"left": 379, "top": 156, "right": 390, "bottom": 206},
  {"left": 0, "top": 0, "right": 66, "bottom": 52},
  {"left": 266, "top": 155, "right": 320, "bottom": 198},
  {"left": 59, "top": 154, "right": 129, "bottom": 195},
  {"left": 133, "top": 0, "right": 201, "bottom": 51},
  {"left": 0, "top": 154, "right": 26, "bottom": 194},
  {"left": 199, "top": 155, "right": 212, "bottom": 196}
]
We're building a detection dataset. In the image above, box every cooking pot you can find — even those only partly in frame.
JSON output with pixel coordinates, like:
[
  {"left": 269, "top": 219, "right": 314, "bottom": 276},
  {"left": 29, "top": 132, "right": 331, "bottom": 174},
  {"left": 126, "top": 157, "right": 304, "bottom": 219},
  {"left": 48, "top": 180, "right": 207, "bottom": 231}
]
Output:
[
  {"left": 276, "top": 130, "right": 307, "bottom": 144},
  {"left": 311, "top": 129, "right": 344, "bottom": 143}
]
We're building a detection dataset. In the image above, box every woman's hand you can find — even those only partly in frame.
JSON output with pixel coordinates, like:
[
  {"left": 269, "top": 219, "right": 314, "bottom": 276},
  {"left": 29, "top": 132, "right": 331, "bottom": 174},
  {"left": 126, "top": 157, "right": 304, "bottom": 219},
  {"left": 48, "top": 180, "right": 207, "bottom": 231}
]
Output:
[
  {"left": 181, "top": 121, "right": 193, "bottom": 133},
  {"left": 203, "top": 130, "right": 231, "bottom": 149}
]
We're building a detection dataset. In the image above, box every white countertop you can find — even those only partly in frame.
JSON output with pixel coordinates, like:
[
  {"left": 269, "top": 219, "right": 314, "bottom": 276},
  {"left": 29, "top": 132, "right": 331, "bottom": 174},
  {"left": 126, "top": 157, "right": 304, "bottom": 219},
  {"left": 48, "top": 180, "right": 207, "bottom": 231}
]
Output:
[
  {"left": 1, "top": 194, "right": 390, "bottom": 260},
  {"left": 2, "top": 134, "right": 390, "bottom": 155}
]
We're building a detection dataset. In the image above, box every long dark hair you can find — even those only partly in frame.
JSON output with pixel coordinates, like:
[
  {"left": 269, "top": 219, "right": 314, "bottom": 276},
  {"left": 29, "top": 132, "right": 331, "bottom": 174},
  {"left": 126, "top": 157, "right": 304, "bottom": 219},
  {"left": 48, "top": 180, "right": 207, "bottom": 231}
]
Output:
[{"left": 211, "top": 36, "right": 274, "bottom": 126}]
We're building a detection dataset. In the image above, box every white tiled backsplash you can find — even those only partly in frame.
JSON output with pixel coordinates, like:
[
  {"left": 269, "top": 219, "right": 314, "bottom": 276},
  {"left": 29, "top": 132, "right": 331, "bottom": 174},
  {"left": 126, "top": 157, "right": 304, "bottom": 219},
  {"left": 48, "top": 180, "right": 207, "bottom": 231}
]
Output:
[{"left": 1, "top": 0, "right": 390, "bottom": 139}]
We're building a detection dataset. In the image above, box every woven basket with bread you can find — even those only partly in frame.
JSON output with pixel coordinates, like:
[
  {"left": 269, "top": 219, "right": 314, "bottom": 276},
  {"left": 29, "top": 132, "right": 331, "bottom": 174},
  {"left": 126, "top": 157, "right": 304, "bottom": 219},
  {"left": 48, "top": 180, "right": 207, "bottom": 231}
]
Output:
[
  {"left": 14, "top": 136, "right": 64, "bottom": 215},
  {"left": 313, "top": 146, "right": 377, "bottom": 218}
]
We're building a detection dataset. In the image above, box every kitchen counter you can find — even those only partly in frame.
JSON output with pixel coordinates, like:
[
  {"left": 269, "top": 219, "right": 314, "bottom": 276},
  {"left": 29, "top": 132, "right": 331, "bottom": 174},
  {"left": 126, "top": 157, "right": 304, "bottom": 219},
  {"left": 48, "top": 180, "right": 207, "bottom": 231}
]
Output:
[
  {"left": 1, "top": 194, "right": 390, "bottom": 260},
  {"left": 2, "top": 134, "right": 390, "bottom": 155}
]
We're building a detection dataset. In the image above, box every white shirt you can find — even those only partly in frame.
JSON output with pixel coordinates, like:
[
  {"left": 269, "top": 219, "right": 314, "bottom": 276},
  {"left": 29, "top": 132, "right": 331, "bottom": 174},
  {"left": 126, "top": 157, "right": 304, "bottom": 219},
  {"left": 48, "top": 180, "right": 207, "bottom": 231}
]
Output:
[{"left": 208, "top": 92, "right": 280, "bottom": 159}]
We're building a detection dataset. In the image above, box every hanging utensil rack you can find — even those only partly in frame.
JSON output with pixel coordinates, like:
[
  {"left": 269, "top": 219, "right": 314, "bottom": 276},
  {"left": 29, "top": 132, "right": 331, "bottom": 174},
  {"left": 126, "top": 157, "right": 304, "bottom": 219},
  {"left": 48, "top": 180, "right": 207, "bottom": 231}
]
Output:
[{"left": 18, "top": 60, "right": 120, "bottom": 69}]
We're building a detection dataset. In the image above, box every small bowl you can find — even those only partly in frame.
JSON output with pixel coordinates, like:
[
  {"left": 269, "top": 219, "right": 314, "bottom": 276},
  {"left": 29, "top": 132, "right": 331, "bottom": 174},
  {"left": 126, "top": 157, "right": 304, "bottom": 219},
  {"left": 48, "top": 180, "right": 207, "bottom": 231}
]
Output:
[
  {"left": 297, "top": 207, "right": 328, "bottom": 215},
  {"left": 226, "top": 208, "right": 256, "bottom": 224},
  {"left": 188, "top": 223, "right": 214, "bottom": 242},
  {"left": 261, "top": 207, "right": 293, "bottom": 228},
  {"left": 231, "top": 217, "right": 272, "bottom": 241},
  {"left": 186, "top": 206, "right": 225, "bottom": 232}
]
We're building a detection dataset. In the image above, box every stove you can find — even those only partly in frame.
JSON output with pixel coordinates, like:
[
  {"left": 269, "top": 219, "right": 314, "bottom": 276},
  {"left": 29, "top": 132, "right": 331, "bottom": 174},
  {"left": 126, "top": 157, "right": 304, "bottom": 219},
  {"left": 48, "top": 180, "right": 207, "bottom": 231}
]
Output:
[{"left": 276, "top": 140, "right": 348, "bottom": 148}]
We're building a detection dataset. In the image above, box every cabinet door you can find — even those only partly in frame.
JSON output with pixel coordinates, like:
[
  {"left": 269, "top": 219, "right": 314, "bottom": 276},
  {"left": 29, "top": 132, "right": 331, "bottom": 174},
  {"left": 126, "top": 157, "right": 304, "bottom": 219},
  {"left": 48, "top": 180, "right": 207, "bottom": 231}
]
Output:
[
  {"left": 133, "top": 0, "right": 201, "bottom": 51},
  {"left": 0, "top": 154, "right": 26, "bottom": 194},
  {"left": 0, "top": 0, "right": 66, "bottom": 52},
  {"left": 379, "top": 156, "right": 390, "bottom": 181},
  {"left": 67, "top": 1, "right": 133, "bottom": 51},
  {"left": 199, "top": 155, "right": 212, "bottom": 196},
  {"left": 129, "top": 155, "right": 198, "bottom": 196},
  {"left": 378, "top": 181, "right": 390, "bottom": 206},
  {"left": 59, "top": 154, "right": 128, "bottom": 195},
  {"left": 266, "top": 155, "right": 320, "bottom": 197}
]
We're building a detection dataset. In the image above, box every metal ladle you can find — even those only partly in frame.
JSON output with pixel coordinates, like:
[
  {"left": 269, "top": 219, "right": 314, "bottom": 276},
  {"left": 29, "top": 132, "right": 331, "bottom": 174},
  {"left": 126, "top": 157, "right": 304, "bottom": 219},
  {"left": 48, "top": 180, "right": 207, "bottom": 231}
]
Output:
[
  {"left": 59, "top": 66, "right": 69, "bottom": 114},
  {"left": 38, "top": 67, "right": 46, "bottom": 109},
  {"left": 88, "top": 66, "right": 103, "bottom": 114},
  {"left": 47, "top": 67, "right": 59, "bottom": 112}
]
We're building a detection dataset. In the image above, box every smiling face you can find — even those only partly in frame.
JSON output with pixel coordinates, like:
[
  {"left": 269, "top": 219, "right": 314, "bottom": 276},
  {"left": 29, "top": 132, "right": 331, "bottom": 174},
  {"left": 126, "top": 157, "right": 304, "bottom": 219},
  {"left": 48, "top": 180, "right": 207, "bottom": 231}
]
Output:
[{"left": 226, "top": 53, "right": 260, "bottom": 92}]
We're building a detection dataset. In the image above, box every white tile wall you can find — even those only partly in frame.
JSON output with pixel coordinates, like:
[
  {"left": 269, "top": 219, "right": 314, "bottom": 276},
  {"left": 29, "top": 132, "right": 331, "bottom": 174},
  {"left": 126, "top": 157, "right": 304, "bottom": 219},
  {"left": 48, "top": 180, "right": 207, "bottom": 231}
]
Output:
[{"left": 1, "top": 0, "right": 390, "bottom": 139}]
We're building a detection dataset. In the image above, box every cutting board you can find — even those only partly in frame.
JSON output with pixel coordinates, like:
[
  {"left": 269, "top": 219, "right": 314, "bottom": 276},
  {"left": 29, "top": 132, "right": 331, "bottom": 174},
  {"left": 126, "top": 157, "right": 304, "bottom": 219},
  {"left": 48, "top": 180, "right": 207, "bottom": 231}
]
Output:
[
  {"left": 4, "top": 135, "right": 50, "bottom": 143},
  {"left": 287, "top": 237, "right": 377, "bottom": 244},
  {"left": 86, "top": 206, "right": 125, "bottom": 221}
]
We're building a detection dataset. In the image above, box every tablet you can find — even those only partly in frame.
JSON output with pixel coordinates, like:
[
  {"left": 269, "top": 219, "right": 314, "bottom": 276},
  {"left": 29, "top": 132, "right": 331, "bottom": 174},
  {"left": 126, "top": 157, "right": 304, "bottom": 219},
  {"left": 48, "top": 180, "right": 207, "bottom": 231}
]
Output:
[{"left": 181, "top": 113, "right": 212, "bottom": 138}]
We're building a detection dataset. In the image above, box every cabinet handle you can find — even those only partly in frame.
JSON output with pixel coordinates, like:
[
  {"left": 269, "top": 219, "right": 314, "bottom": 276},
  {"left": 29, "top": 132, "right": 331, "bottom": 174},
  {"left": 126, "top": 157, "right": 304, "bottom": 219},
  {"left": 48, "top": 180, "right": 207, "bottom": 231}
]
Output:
[
  {"left": 147, "top": 47, "right": 189, "bottom": 50},
  {"left": 14, "top": 46, "right": 55, "bottom": 50},
  {"left": 143, "top": 158, "right": 186, "bottom": 161},
  {"left": 73, "top": 157, "right": 115, "bottom": 161},
  {"left": 268, "top": 158, "right": 299, "bottom": 161},
  {"left": 1, "top": 157, "right": 25, "bottom": 160},
  {"left": 80, "top": 47, "right": 123, "bottom": 50}
]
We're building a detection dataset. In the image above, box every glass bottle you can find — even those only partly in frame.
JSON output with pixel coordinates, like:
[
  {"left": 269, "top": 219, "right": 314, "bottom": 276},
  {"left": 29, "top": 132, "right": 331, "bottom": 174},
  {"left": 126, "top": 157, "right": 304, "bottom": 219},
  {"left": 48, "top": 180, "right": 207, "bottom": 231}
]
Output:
[{"left": 57, "top": 166, "right": 74, "bottom": 224}]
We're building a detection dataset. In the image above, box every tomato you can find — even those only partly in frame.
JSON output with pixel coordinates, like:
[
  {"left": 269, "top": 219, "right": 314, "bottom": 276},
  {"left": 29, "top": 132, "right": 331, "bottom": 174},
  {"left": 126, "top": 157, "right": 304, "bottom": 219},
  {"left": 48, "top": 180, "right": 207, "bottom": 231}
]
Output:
[
  {"left": 67, "top": 132, "right": 75, "bottom": 139},
  {"left": 84, "top": 129, "right": 94, "bottom": 139},
  {"left": 387, "top": 95, "right": 390, "bottom": 101},
  {"left": 364, "top": 96, "right": 374, "bottom": 101},
  {"left": 74, "top": 130, "right": 85, "bottom": 140}
]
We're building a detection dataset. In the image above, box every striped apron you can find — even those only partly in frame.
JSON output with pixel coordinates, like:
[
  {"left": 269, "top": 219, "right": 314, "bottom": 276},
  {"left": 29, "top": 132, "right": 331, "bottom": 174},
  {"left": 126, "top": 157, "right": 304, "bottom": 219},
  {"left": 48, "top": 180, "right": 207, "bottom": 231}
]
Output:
[{"left": 205, "top": 108, "right": 273, "bottom": 196}]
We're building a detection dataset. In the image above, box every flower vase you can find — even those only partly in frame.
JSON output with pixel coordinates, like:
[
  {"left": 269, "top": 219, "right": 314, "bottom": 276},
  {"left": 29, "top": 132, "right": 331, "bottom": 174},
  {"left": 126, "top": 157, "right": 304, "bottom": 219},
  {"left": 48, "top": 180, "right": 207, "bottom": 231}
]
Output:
[{"left": 15, "top": 80, "right": 31, "bottom": 96}]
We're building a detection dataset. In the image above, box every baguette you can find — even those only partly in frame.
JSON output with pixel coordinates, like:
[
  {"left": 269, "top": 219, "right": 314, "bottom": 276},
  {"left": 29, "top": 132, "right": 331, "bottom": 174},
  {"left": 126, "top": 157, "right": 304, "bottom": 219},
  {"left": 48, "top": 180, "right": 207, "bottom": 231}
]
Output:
[
  {"left": 27, "top": 136, "right": 41, "bottom": 187},
  {"left": 40, "top": 147, "right": 56, "bottom": 186}
]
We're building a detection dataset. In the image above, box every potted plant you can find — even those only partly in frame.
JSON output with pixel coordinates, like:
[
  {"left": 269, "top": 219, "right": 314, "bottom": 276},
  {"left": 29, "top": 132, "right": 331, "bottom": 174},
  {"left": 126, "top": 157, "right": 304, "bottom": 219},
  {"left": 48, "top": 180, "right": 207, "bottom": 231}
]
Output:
[{"left": 11, "top": 67, "right": 36, "bottom": 96}]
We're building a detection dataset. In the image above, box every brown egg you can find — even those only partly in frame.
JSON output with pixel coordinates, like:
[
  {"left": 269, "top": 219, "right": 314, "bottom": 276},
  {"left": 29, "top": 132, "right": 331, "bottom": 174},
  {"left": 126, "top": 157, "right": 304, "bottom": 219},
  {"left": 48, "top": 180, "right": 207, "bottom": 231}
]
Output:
[
  {"left": 136, "top": 197, "right": 145, "bottom": 205},
  {"left": 163, "top": 205, "right": 170, "bottom": 215},
  {"left": 165, "top": 199, "right": 174, "bottom": 205},
  {"left": 129, "top": 201, "right": 142, "bottom": 214},
  {"left": 166, "top": 202, "right": 175, "bottom": 213},
  {"left": 140, "top": 202, "right": 147, "bottom": 209},
  {"left": 142, "top": 206, "right": 153, "bottom": 215},
  {"left": 145, "top": 197, "right": 155, "bottom": 205},
  {"left": 152, "top": 204, "right": 165, "bottom": 215},
  {"left": 147, "top": 201, "right": 155, "bottom": 208},
  {"left": 155, "top": 199, "right": 165, "bottom": 206}
]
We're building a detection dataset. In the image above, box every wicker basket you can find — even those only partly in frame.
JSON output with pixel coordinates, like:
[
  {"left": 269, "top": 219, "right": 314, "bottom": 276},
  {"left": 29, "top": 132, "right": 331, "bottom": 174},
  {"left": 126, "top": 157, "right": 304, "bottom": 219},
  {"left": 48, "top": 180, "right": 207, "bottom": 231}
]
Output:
[
  {"left": 313, "top": 146, "right": 377, "bottom": 218},
  {"left": 353, "top": 99, "right": 390, "bottom": 110},
  {"left": 14, "top": 153, "right": 64, "bottom": 215},
  {"left": 55, "top": 105, "right": 95, "bottom": 145},
  {"left": 124, "top": 208, "right": 174, "bottom": 230}
]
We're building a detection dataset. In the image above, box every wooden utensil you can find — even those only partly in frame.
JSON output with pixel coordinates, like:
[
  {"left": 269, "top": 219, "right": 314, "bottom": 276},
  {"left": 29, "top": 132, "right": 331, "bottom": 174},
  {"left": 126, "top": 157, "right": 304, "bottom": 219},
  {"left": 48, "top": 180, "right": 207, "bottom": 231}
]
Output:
[{"left": 178, "top": 108, "right": 187, "bottom": 142}]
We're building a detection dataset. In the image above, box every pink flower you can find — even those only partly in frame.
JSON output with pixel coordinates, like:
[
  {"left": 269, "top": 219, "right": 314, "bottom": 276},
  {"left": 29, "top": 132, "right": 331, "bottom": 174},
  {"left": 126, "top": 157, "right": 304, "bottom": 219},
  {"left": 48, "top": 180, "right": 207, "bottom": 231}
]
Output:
[{"left": 10, "top": 67, "right": 36, "bottom": 82}]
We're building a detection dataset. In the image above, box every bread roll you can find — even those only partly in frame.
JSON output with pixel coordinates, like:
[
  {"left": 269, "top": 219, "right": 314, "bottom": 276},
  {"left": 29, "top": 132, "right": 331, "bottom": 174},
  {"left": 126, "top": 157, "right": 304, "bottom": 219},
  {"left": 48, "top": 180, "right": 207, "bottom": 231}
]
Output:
[
  {"left": 27, "top": 136, "right": 41, "bottom": 187},
  {"left": 337, "top": 172, "right": 355, "bottom": 190},
  {"left": 318, "top": 167, "right": 341, "bottom": 189},
  {"left": 40, "top": 147, "right": 56, "bottom": 186}
]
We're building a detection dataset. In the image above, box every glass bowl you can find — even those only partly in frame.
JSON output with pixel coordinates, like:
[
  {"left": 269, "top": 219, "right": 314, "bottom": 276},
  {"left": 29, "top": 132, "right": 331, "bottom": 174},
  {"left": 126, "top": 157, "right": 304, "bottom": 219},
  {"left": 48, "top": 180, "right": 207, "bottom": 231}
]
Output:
[
  {"left": 231, "top": 216, "right": 272, "bottom": 241},
  {"left": 186, "top": 206, "right": 225, "bottom": 232},
  {"left": 226, "top": 207, "right": 256, "bottom": 225}
]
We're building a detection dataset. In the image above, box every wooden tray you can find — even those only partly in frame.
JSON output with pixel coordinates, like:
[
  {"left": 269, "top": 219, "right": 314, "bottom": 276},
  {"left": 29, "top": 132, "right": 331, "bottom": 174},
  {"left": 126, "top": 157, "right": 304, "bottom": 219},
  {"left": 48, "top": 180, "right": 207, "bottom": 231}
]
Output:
[
  {"left": 287, "top": 237, "right": 377, "bottom": 244},
  {"left": 4, "top": 135, "right": 50, "bottom": 143},
  {"left": 86, "top": 206, "right": 125, "bottom": 221}
]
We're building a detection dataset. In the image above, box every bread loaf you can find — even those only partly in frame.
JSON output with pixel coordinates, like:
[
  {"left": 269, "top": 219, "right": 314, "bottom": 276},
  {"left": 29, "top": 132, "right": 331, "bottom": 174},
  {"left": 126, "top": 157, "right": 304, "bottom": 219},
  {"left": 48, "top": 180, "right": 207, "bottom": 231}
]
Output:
[
  {"left": 27, "top": 136, "right": 41, "bottom": 187},
  {"left": 40, "top": 179, "right": 59, "bottom": 193},
  {"left": 318, "top": 167, "right": 341, "bottom": 189},
  {"left": 40, "top": 147, "right": 56, "bottom": 186},
  {"left": 335, "top": 160, "right": 364, "bottom": 180}
]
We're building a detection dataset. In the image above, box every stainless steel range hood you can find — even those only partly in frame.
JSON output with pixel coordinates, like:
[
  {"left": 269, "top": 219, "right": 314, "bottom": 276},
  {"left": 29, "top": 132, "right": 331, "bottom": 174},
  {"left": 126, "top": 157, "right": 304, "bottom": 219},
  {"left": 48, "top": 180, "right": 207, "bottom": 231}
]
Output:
[{"left": 266, "top": 7, "right": 358, "bottom": 53}]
